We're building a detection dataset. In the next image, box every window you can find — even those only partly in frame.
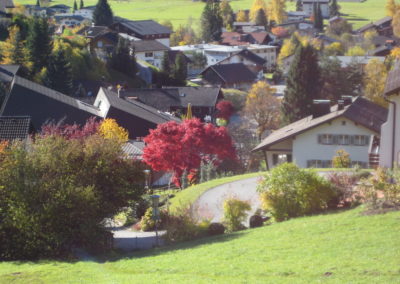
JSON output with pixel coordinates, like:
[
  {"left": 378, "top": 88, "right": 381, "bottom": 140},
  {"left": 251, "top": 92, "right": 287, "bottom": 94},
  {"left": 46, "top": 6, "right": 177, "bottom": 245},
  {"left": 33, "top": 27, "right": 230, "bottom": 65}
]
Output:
[
  {"left": 337, "top": 134, "right": 350, "bottom": 145},
  {"left": 96, "top": 100, "right": 102, "bottom": 108},
  {"left": 145, "top": 52, "right": 153, "bottom": 58},
  {"left": 342, "top": 121, "right": 346, "bottom": 126},
  {"left": 318, "top": 134, "right": 333, "bottom": 145},
  {"left": 353, "top": 135, "right": 369, "bottom": 146},
  {"left": 97, "top": 41, "right": 103, "bottom": 48},
  {"left": 307, "top": 160, "right": 332, "bottom": 168}
]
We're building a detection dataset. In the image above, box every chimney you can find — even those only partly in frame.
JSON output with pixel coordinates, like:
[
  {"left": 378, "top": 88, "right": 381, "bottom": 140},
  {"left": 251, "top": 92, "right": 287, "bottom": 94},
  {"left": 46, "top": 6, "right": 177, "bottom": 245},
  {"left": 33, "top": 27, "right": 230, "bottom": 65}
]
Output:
[
  {"left": 341, "top": 96, "right": 352, "bottom": 106},
  {"left": 312, "top": 100, "right": 331, "bottom": 118},
  {"left": 338, "top": 99, "right": 345, "bottom": 111}
]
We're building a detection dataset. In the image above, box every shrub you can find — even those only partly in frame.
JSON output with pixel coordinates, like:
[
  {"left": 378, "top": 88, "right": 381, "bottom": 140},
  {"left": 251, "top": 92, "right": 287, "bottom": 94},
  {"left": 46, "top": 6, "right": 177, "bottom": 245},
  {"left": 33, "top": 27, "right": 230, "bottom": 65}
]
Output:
[
  {"left": 249, "top": 215, "right": 263, "bottom": 228},
  {"left": 223, "top": 198, "right": 251, "bottom": 232},
  {"left": 208, "top": 222, "right": 225, "bottom": 235},
  {"left": 0, "top": 125, "right": 146, "bottom": 260},
  {"left": 258, "top": 163, "right": 338, "bottom": 222},
  {"left": 163, "top": 208, "right": 203, "bottom": 243},
  {"left": 140, "top": 207, "right": 168, "bottom": 232},
  {"left": 332, "top": 149, "right": 351, "bottom": 168}
]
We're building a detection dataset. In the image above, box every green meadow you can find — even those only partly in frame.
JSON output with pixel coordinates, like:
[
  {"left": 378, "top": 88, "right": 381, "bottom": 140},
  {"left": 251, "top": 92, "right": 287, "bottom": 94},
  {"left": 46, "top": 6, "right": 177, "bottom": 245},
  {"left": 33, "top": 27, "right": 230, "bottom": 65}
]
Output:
[
  {"left": 16, "top": 0, "right": 386, "bottom": 29},
  {"left": 1, "top": 207, "right": 399, "bottom": 283}
]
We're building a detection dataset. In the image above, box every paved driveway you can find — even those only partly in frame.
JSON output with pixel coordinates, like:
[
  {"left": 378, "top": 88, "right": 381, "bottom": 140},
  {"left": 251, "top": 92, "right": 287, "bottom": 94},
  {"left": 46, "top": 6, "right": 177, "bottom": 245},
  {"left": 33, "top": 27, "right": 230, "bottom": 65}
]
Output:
[{"left": 192, "top": 176, "right": 264, "bottom": 224}]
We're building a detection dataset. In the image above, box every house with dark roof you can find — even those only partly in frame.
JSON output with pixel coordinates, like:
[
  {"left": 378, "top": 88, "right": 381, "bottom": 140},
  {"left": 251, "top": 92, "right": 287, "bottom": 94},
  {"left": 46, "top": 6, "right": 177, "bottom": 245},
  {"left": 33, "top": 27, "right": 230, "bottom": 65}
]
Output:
[
  {"left": 48, "top": 4, "right": 71, "bottom": 14},
  {"left": 357, "top": 16, "right": 393, "bottom": 37},
  {"left": 77, "top": 26, "right": 118, "bottom": 60},
  {"left": 221, "top": 31, "right": 273, "bottom": 46},
  {"left": 380, "top": 62, "right": 400, "bottom": 168},
  {"left": 216, "top": 49, "right": 266, "bottom": 74},
  {"left": 0, "top": 65, "right": 19, "bottom": 83},
  {"left": 121, "top": 86, "right": 223, "bottom": 120},
  {"left": 200, "top": 63, "right": 257, "bottom": 90},
  {"left": 253, "top": 97, "right": 388, "bottom": 169},
  {"left": 0, "top": 76, "right": 179, "bottom": 139},
  {"left": 130, "top": 40, "right": 169, "bottom": 69},
  {"left": 0, "top": 0, "right": 14, "bottom": 17},
  {"left": 111, "top": 18, "right": 172, "bottom": 47},
  {"left": 54, "top": 14, "right": 86, "bottom": 27}
]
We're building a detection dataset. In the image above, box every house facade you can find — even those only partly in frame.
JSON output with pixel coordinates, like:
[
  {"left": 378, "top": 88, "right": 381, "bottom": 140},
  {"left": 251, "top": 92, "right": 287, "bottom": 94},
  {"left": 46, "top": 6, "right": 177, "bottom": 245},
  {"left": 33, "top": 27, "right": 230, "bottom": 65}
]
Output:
[
  {"left": 253, "top": 97, "right": 388, "bottom": 169},
  {"left": 130, "top": 40, "right": 169, "bottom": 69},
  {"left": 380, "top": 65, "right": 400, "bottom": 168},
  {"left": 302, "top": 0, "right": 330, "bottom": 18}
]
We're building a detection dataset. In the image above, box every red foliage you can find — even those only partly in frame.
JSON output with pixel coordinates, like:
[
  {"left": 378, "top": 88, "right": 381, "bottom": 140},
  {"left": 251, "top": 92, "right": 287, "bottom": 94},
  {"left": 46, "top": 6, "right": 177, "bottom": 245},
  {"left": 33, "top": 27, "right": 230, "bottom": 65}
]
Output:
[
  {"left": 143, "top": 118, "right": 237, "bottom": 187},
  {"left": 271, "top": 27, "right": 289, "bottom": 38},
  {"left": 40, "top": 117, "right": 100, "bottom": 140},
  {"left": 216, "top": 100, "right": 234, "bottom": 120}
]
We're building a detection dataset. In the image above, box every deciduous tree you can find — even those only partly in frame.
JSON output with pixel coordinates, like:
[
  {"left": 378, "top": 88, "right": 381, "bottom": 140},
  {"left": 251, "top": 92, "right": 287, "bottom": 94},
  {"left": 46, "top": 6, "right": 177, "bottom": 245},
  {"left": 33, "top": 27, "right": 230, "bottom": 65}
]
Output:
[
  {"left": 244, "top": 81, "right": 280, "bottom": 138},
  {"left": 268, "top": 0, "right": 287, "bottom": 25},
  {"left": 220, "top": 0, "right": 234, "bottom": 30},
  {"left": 98, "top": 118, "right": 129, "bottom": 143},
  {"left": 364, "top": 59, "right": 388, "bottom": 108},
  {"left": 143, "top": 118, "right": 236, "bottom": 187},
  {"left": 386, "top": 0, "right": 398, "bottom": 17},
  {"left": 1, "top": 26, "right": 30, "bottom": 76},
  {"left": 236, "top": 10, "right": 248, "bottom": 22},
  {"left": 216, "top": 100, "right": 234, "bottom": 121},
  {"left": 392, "top": 7, "right": 400, "bottom": 37},
  {"left": 250, "top": 0, "right": 267, "bottom": 22}
]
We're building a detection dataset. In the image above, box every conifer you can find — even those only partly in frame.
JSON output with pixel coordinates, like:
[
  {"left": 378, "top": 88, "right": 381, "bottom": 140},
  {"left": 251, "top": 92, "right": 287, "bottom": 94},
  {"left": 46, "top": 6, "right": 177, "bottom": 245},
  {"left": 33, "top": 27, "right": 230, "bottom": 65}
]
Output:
[
  {"left": 93, "top": 0, "right": 113, "bottom": 26},
  {"left": 43, "top": 49, "right": 73, "bottom": 95}
]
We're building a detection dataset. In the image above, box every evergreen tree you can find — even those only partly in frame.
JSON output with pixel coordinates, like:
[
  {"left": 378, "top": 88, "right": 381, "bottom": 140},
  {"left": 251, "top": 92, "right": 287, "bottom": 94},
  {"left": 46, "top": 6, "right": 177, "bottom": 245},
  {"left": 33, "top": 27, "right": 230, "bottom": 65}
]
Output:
[
  {"left": 313, "top": 2, "right": 323, "bottom": 31},
  {"left": 36, "top": 0, "right": 40, "bottom": 7},
  {"left": 109, "top": 37, "right": 136, "bottom": 77},
  {"left": 255, "top": 8, "right": 268, "bottom": 30},
  {"left": 73, "top": 0, "right": 78, "bottom": 13},
  {"left": 80, "top": 0, "right": 84, "bottom": 9},
  {"left": 161, "top": 51, "right": 171, "bottom": 73},
  {"left": 296, "top": 0, "right": 302, "bottom": 11},
  {"left": 26, "top": 17, "right": 53, "bottom": 74},
  {"left": 281, "top": 44, "right": 321, "bottom": 124},
  {"left": 173, "top": 53, "right": 187, "bottom": 85},
  {"left": 2, "top": 26, "right": 30, "bottom": 76},
  {"left": 93, "top": 0, "right": 113, "bottom": 26},
  {"left": 329, "top": 0, "right": 340, "bottom": 17},
  {"left": 220, "top": 0, "right": 234, "bottom": 30},
  {"left": 43, "top": 49, "right": 73, "bottom": 95},
  {"left": 200, "top": 0, "right": 223, "bottom": 43}
]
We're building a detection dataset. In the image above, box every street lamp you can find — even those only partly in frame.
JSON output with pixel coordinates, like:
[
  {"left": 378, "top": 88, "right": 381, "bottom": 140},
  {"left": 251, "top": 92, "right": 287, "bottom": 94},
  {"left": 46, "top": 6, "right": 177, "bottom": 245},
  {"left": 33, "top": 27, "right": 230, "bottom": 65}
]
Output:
[
  {"left": 150, "top": 194, "right": 160, "bottom": 247},
  {"left": 143, "top": 169, "right": 151, "bottom": 193}
]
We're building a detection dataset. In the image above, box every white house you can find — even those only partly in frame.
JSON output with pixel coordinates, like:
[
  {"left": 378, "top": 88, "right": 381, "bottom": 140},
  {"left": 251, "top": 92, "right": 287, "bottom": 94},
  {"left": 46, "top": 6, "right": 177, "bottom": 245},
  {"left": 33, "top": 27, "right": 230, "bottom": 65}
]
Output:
[
  {"left": 380, "top": 65, "right": 400, "bottom": 168},
  {"left": 130, "top": 40, "right": 170, "bottom": 69},
  {"left": 74, "top": 6, "right": 96, "bottom": 20},
  {"left": 254, "top": 97, "right": 388, "bottom": 169},
  {"left": 302, "top": 0, "right": 330, "bottom": 18},
  {"left": 54, "top": 14, "right": 87, "bottom": 27}
]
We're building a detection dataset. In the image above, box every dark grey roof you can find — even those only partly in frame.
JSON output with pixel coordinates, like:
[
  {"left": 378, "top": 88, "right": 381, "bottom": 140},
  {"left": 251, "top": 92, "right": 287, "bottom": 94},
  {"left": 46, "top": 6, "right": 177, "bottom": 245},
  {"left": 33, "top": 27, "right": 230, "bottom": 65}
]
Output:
[
  {"left": 219, "top": 49, "right": 266, "bottom": 66},
  {"left": 50, "top": 4, "right": 70, "bottom": 9},
  {"left": 202, "top": 63, "right": 257, "bottom": 84},
  {"left": 254, "top": 97, "right": 387, "bottom": 152},
  {"left": 1, "top": 76, "right": 101, "bottom": 117},
  {"left": 374, "top": 16, "right": 392, "bottom": 26},
  {"left": 101, "top": 88, "right": 180, "bottom": 125},
  {"left": 357, "top": 22, "right": 375, "bottom": 33},
  {"left": 385, "top": 64, "right": 400, "bottom": 96},
  {"left": 130, "top": 40, "right": 169, "bottom": 53},
  {"left": 114, "top": 18, "right": 171, "bottom": 36},
  {"left": 54, "top": 14, "right": 85, "bottom": 21},
  {"left": 122, "top": 140, "right": 145, "bottom": 159},
  {"left": 122, "top": 86, "right": 221, "bottom": 111},
  {"left": 0, "top": 64, "right": 19, "bottom": 82},
  {"left": 77, "top": 26, "right": 110, "bottom": 38},
  {"left": 0, "top": 116, "right": 31, "bottom": 141}
]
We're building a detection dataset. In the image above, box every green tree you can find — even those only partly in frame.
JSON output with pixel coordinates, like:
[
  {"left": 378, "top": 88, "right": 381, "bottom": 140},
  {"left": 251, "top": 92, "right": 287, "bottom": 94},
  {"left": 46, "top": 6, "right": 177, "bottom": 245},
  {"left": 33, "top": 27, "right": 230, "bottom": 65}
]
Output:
[
  {"left": 329, "top": 0, "right": 340, "bottom": 17},
  {"left": 313, "top": 2, "right": 323, "bottom": 31},
  {"left": 220, "top": 0, "right": 234, "bottom": 30},
  {"left": 255, "top": 8, "right": 268, "bottom": 30},
  {"left": 1, "top": 26, "right": 30, "bottom": 76},
  {"left": 282, "top": 44, "right": 321, "bottom": 124},
  {"left": 36, "top": 0, "right": 40, "bottom": 7},
  {"left": 200, "top": 0, "right": 223, "bottom": 42},
  {"left": 296, "top": 0, "right": 302, "bottom": 11},
  {"left": 26, "top": 17, "right": 53, "bottom": 74},
  {"left": 80, "top": 0, "right": 84, "bottom": 9},
  {"left": 93, "top": 0, "right": 113, "bottom": 26},
  {"left": 332, "top": 149, "right": 351, "bottom": 168},
  {"left": 109, "top": 37, "right": 136, "bottom": 77},
  {"left": 173, "top": 53, "right": 187, "bottom": 85},
  {"left": 43, "top": 48, "right": 73, "bottom": 95},
  {"left": 161, "top": 51, "right": 171, "bottom": 74},
  {"left": 73, "top": 0, "right": 78, "bottom": 12}
]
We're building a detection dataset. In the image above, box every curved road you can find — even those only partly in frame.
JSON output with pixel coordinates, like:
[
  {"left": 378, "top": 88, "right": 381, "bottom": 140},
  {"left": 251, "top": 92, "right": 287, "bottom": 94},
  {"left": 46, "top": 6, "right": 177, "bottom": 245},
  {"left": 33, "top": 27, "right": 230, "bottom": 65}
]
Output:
[{"left": 193, "top": 176, "right": 264, "bottom": 224}]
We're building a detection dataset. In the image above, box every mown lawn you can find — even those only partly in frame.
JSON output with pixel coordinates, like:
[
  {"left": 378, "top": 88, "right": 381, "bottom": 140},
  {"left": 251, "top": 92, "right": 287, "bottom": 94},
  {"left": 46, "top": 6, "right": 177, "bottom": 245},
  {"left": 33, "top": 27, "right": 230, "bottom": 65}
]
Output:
[
  {"left": 16, "top": 0, "right": 385, "bottom": 29},
  {"left": 1, "top": 207, "right": 399, "bottom": 283}
]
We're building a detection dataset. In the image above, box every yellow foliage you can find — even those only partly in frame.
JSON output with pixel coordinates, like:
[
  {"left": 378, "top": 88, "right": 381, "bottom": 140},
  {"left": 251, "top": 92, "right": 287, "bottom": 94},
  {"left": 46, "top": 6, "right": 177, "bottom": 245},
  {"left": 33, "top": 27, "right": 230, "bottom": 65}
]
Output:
[
  {"left": 390, "top": 46, "right": 400, "bottom": 59},
  {"left": 364, "top": 59, "right": 388, "bottom": 108},
  {"left": 267, "top": 0, "right": 287, "bottom": 25},
  {"left": 0, "top": 140, "right": 9, "bottom": 154},
  {"left": 345, "top": 45, "right": 366, "bottom": 56},
  {"left": 392, "top": 7, "right": 400, "bottom": 37},
  {"left": 324, "top": 42, "right": 344, "bottom": 56},
  {"left": 363, "top": 29, "right": 378, "bottom": 41},
  {"left": 98, "top": 118, "right": 129, "bottom": 143},
  {"left": 249, "top": 0, "right": 268, "bottom": 22},
  {"left": 386, "top": 0, "right": 397, "bottom": 17},
  {"left": 236, "top": 10, "right": 248, "bottom": 22}
]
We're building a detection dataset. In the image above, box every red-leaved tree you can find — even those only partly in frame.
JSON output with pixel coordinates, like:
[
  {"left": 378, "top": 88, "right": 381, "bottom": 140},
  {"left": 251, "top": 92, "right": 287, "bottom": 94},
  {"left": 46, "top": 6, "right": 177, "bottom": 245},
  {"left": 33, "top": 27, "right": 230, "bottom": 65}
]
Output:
[
  {"left": 143, "top": 118, "right": 237, "bottom": 187},
  {"left": 41, "top": 117, "right": 100, "bottom": 139},
  {"left": 216, "top": 100, "right": 234, "bottom": 121}
]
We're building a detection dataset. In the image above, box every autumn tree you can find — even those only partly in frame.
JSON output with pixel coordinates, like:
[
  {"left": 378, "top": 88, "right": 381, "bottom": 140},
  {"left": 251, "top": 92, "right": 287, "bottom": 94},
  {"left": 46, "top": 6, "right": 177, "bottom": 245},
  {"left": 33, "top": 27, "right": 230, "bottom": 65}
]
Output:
[
  {"left": 363, "top": 59, "right": 389, "bottom": 108},
  {"left": 236, "top": 10, "right": 248, "bottom": 22},
  {"left": 1, "top": 26, "right": 30, "bottom": 76},
  {"left": 250, "top": 0, "right": 267, "bottom": 22},
  {"left": 220, "top": 0, "right": 234, "bottom": 30},
  {"left": 296, "top": 0, "right": 302, "bottom": 11},
  {"left": 277, "top": 33, "right": 302, "bottom": 65},
  {"left": 143, "top": 118, "right": 236, "bottom": 187},
  {"left": 386, "top": 0, "right": 397, "bottom": 17},
  {"left": 282, "top": 44, "right": 321, "bottom": 124},
  {"left": 98, "top": 118, "right": 129, "bottom": 143},
  {"left": 392, "top": 7, "right": 400, "bottom": 37},
  {"left": 244, "top": 81, "right": 280, "bottom": 138},
  {"left": 216, "top": 100, "right": 235, "bottom": 121},
  {"left": 93, "top": 0, "right": 113, "bottom": 26},
  {"left": 200, "top": 0, "right": 223, "bottom": 42},
  {"left": 326, "top": 18, "right": 352, "bottom": 37},
  {"left": 268, "top": 0, "right": 287, "bottom": 25}
]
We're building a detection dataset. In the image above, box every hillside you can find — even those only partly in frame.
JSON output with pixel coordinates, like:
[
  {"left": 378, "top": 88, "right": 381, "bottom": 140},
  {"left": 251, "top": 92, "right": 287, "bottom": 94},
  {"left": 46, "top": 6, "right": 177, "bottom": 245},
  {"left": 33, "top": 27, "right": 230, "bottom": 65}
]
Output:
[
  {"left": 17, "top": 0, "right": 385, "bottom": 28},
  {"left": 1, "top": 207, "right": 399, "bottom": 283}
]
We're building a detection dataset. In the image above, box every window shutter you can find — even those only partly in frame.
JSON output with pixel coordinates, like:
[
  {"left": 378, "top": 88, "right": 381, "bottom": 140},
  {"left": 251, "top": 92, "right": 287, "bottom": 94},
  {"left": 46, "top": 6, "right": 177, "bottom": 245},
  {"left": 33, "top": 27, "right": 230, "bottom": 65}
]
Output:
[
  {"left": 365, "top": 136, "right": 370, "bottom": 146},
  {"left": 317, "top": 135, "right": 322, "bottom": 144},
  {"left": 287, "top": 154, "right": 293, "bottom": 163},
  {"left": 350, "top": 135, "right": 355, "bottom": 145},
  {"left": 332, "top": 135, "right": 338, "bottom": 145},
  {"left": 273, "top": 154, "right": 278, "bottom": 165}
]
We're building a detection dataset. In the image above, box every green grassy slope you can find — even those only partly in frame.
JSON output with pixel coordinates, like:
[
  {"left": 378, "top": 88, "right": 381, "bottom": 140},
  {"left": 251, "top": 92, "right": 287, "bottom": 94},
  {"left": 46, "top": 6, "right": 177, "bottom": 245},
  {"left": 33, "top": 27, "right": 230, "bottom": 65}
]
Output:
[
  {"left": 16, "top": 0, "right": 385, "bottom": 29},
  {"left": 1, "top": 207, "right": 399, "bottom": 283}
]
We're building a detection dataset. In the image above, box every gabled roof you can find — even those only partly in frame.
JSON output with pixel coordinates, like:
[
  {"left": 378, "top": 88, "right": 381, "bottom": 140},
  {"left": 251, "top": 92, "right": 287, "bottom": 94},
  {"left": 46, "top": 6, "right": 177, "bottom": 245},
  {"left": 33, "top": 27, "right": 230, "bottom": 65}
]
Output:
[
  {"left": 122, "top": 86, "right": 222, "bottom": 110},
  {"left": 217, "top": 49, "right": 266, "bottom": 66},
  {"left": 201, "top": 63, "right": 257, "bottom": 84},
  {"left": 253, "top": 97, "right": 388, "bottom": 152},
  {"left": 113, "top": 18, "right": 171, "bottom": 36},
  {"left": 54, "top": 14, "right": 85, "bottom": 21},
  {"left": 130, "top": 40, "right": 169, "bottom": 53},
  {"left": 357, "top": 16, "right": 392, "bottom": 33},
  {"left": 77, "top": 26, "right": 111, "bottom": 38},
  {"left": 49, "top": 4, "right": 70, "bottom": 9},
  {"left": 122, "top": 140, "right": 145, "bottom": 159},
  {"left": 0, "top": 116, "right": 31, "bottom": 141},
  {"left": 374, "top": 16, "right": 392, "bottom": 26},
  {"left": 0, "top": 64, "right": 19, "bottom": 82},
  {"left": 0, "top": 0, "right": 14, "bottom": 11},
  {"left": 101, "top": 88, "right": 180, "bottom": 125},
  {"left": 384, "top": 62, "right": 400, "bottom": 96}
]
